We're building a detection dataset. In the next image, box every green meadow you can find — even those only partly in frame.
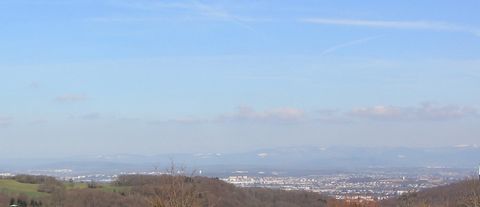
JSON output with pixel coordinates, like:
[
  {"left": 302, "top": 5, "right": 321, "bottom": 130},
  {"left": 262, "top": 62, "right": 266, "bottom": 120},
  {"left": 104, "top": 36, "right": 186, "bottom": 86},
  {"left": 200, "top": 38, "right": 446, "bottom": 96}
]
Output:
[
  {"left": 0, "top": 178, "right": 128, "bottom": 199},
  {"left": 0, "top": 179, "right": 47, "bottom": 198}
]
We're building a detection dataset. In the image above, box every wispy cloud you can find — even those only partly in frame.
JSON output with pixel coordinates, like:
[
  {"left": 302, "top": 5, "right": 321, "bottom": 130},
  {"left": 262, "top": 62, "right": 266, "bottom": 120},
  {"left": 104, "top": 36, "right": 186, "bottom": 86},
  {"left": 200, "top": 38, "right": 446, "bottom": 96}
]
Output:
[
  {"left": 81, "top": 112, "right": 101, "bottom": 120},
  {"left": 147, "top": 103, "right": 478, "bottom": 126},
  {"left": 150, "top": 106, "right": 309, "bottom": 125},
  {"left": 29, "top": 81, "right": 40, "bottom": 89},
  {"left": 219, "top": 106, "right": 306, "bottom": 123},
  {"left": 349, "top": 103, "right": 478, "bottom": 121},
  {"left": 87, "top": 16, "right": 172, "bottom": 23},
  {"left": 320, "top": 36, "right": 381, "bottom": 57},
  {"left": 302, "top": 18, "right": 480, "bottom": 37},
  {"left": 55, "top": 94, "right": 88, "bottom": 102},
  {"left": 29, "top": 119, "right": 48, "bottom": 126},
  {"left": 225, "top": 75, "right": 309, "bottom": 81},
  {"left": 0, "top": 116, "right": 13, "bottom": 127},
  {"left": 189, "top": 0, "right": 261, "bottom": 31},
  {"left": 148, "top": 116, "right": 208, "bottom": 125},
  {"left": 108, "top": 0, "right": 198, "bottom": 11},
  {"left": 100, "top": 0, "right": 267, "bottom": 31},
  {"left": 170, "top": 117, "right": 209, "bottom": 124}
]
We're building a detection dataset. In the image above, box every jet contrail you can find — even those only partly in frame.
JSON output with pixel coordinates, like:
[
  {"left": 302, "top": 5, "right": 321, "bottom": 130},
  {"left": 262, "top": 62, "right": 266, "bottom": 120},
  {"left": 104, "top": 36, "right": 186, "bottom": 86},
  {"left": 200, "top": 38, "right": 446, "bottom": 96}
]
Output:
[{"left": 320, "top": 35, "right": 382, "bottom": 57}]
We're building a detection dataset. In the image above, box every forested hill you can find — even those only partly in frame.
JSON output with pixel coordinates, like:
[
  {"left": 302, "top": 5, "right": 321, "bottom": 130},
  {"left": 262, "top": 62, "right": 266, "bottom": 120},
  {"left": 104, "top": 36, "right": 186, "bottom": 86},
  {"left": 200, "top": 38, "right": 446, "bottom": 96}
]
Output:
[
  {"left": 0, "top": 174, "right": 330, "bottom": 207},
  {"left": 381, "top": 179, "right": 480, "bottom": 207}
]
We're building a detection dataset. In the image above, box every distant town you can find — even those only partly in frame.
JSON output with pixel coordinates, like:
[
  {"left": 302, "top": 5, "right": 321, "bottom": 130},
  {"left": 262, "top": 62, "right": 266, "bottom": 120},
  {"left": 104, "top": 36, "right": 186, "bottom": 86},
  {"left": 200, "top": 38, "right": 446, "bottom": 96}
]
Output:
[{"left": 220, "top": 169, "right": 465, "bottom": 201}]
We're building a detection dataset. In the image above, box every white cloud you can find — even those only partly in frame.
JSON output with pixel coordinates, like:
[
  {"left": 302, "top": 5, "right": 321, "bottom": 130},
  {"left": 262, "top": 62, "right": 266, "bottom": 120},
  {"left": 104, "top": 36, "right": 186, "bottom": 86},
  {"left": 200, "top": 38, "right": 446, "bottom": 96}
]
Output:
[
  {"left": 453, "top": 144, "right": 478, "bottom": 148},
  {"left": 350, "top": 103, "right": 478, "bottom": 121},
  {"left": 148, "top": 106, "right": 308, "bottom": 125},
  {"left": 397, "top": 154, "right": 406, "bottom": 159},
  {"left": 55, "top": 94, "right": 88, "bottom": 102},
  {"left": 350, "top": 105, "right": 403, "bottom": 120},
  {"left": 257, "top": 152, "right": 269, "bottom": 158},
  {"left": 302, "top": 18, "right": 480, "bottom": 37}
]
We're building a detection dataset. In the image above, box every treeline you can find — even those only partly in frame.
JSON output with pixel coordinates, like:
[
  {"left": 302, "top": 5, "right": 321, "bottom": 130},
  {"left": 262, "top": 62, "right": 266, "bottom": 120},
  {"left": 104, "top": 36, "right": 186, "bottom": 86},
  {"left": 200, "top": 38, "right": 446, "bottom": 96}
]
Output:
[{"left": 13, "top": 175, "right": 57, "bottom": 184}]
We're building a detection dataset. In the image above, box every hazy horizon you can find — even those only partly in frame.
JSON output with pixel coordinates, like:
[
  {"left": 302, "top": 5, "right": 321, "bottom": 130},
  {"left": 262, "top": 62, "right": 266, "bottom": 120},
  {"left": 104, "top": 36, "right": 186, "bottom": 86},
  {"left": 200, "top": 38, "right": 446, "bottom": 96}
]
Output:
[{"left": 1, "top": 0, "right": 479, "bottom": 157}]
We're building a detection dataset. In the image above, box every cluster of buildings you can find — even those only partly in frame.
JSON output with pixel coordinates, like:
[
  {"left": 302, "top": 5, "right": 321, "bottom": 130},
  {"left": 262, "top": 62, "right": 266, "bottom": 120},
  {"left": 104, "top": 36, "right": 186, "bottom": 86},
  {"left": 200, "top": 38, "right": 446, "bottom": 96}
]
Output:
[{"left": 221, "top": 168, "right": 468, "bottom": 200}]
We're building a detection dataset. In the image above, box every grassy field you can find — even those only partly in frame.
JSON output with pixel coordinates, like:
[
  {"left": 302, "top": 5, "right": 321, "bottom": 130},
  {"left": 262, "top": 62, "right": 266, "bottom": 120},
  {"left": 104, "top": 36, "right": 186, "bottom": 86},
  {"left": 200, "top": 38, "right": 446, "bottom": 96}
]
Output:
[
  {"left": 0, "top": 179, "right": 47, "bottom": 198},
  {"left": 0, "top": 178, "right": 130, "bottom": 200},
  {"left": 64, "top": 182, "right": 88, "bottom": 190}
]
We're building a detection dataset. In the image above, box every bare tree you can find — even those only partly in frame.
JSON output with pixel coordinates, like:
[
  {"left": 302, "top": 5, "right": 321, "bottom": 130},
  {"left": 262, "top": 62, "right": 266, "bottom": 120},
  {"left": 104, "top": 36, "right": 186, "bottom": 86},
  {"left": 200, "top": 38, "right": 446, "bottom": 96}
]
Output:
[
  {"left": 398, "top": 191, "right": 417, "bottom": 207},
  {"left": 149, "top": 162, "right": 201, "bottom": 207},
  {"left": 460, "top": 178, "right": 480, "bottom": 207}
]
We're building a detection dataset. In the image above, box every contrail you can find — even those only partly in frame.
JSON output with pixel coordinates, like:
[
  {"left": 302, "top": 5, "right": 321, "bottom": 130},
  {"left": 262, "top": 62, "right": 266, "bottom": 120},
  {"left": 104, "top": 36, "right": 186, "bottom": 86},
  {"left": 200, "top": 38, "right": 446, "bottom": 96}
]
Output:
[
  {"left": 191, "top": 0, "right": 258, "bottom": 33},
  {"left": 320, "top": 36, "right": 382, "bottom": 57},
  {"left": 302, "top": 18, "right": 480, "bottom": 37}
]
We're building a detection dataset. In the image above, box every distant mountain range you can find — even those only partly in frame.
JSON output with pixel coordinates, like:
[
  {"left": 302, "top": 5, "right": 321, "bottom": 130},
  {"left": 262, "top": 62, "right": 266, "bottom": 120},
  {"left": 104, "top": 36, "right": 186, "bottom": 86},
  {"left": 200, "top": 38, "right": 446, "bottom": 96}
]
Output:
[{"left": 2, "top": 146, "right": 480, "bottom": 175}]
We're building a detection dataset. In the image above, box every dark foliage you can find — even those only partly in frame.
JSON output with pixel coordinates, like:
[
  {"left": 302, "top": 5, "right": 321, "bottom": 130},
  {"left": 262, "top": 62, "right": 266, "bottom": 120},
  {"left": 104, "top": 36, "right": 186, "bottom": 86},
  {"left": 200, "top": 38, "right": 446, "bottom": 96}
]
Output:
[
  {"left": 61, "top": 189, "right": 148, "bottom": 207},
  {"left": 13, "top": 175, "right": 58, "bottom": 185}
]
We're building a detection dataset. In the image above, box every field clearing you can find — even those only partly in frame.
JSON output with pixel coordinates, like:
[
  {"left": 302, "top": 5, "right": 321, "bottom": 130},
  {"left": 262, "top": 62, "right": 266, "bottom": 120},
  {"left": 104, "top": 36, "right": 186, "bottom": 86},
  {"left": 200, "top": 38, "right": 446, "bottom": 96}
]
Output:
[
  {"left": 0, "top": 178, "right": 132, "bottom": 200},
  {"left": 65, "top": 182, "right": 87, "bottom": 190},
  {"left": 0, "top": 179, "right": 47, "bottom": 198}
]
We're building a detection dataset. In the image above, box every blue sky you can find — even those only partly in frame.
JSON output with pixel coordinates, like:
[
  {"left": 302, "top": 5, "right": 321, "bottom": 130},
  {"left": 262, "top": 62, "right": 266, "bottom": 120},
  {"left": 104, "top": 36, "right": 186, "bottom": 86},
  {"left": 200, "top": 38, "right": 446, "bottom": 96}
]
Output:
[{"left": 0, "top": 0, "right": 479, "bottom": 157}]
